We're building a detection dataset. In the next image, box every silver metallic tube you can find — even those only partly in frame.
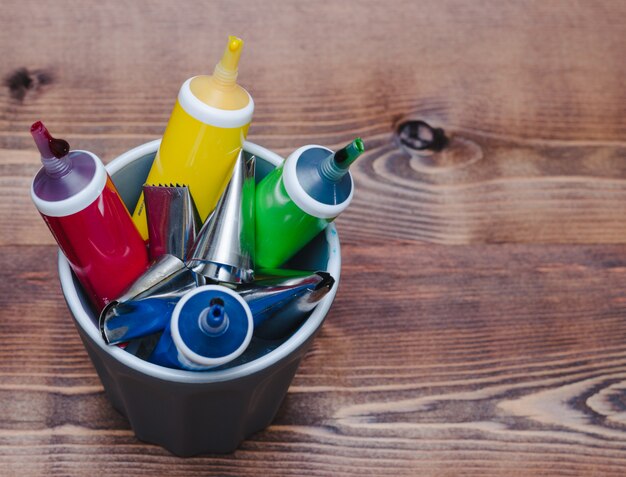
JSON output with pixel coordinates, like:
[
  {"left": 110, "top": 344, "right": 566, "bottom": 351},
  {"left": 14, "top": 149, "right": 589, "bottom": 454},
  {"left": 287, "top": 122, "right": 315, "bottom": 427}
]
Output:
[
  {"left": 143, "top": 185, "right": 200, "bottom": 261},
  {"left": 186, "top": 151, "right": 255, "bottom": 284},
  {"left": 237, "top": 271, "right": 335, "bottom": 340}
]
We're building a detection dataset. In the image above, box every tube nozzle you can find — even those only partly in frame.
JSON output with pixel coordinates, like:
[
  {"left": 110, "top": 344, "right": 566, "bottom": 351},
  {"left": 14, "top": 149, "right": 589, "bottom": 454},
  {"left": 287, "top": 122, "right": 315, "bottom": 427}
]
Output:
[
  {"left": 212, "top": 35, "right": 244, "bottom": 86},
  {"left": 30, "top": 121, "right": 71, "bottom": 177},
  {"left": 319, "top": 138, "right": 365, "bottom": 182},
  {"left": 199, "top": 298, "right": 227, "bottom": 335}
]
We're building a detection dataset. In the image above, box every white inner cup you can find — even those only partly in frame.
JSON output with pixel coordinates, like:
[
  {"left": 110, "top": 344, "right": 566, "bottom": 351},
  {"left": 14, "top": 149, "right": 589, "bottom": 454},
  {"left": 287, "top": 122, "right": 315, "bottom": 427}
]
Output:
[{"left": 57, "top": 140, "right": 341, "bottom": 384}]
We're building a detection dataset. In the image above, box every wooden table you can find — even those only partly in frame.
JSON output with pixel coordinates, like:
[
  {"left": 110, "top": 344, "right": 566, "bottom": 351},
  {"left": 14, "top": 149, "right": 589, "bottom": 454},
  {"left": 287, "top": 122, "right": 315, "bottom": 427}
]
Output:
[{"left": 2, "top": 1, "right": 626, "bottom": 475}]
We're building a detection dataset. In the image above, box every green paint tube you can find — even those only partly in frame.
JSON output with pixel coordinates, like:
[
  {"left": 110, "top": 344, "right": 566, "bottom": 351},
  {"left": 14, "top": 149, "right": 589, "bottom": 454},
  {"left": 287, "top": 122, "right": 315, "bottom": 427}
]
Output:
[{"left": 255, "top": 138, "right": 364, "bottom": 268}]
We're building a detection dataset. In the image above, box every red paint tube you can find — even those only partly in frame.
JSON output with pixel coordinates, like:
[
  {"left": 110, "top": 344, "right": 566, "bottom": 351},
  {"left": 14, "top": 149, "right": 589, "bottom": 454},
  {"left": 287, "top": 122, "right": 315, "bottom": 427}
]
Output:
[{"left": 30, "top": 121, "right": 149, "bottom": 310}]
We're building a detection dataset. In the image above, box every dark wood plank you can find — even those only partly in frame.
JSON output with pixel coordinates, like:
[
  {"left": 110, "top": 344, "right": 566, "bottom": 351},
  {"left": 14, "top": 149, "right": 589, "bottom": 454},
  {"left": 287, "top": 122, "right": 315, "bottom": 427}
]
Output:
[
  {"left": 2, "top": 1, "right": 626, "bottom": 245},
  {"left": 2, "top": 244, "right": 626, "bottom": 475}
]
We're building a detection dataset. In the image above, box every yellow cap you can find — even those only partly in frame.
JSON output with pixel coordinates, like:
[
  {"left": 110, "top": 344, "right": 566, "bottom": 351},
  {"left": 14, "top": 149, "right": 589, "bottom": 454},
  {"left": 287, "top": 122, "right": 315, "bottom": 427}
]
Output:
[
  {"left": 190, "top": 35, "right": 250, "bottom": 109},
  {"left": 213, "top": 35, "right": 243, "bottom": 85},
  {"left": 221, "top": 36, "right": 243, "bottom": 71}
]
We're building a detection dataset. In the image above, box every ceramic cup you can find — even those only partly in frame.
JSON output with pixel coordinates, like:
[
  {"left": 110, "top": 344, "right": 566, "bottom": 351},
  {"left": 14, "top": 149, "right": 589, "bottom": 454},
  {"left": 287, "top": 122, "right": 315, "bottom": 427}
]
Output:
[{"left": 57, "top": 140, "right": 340, "bottom": 456}]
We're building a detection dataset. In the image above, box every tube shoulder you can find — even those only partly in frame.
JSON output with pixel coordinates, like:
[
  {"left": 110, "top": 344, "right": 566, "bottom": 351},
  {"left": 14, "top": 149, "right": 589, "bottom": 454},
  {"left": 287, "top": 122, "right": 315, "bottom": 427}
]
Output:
[
  {"left": 282, "top": 145, "right": 354, "bottom": 220},
  {"left": 179, "top": 77, "right": 254, "bottom": 128},
  {"left": 31, "top": 150, "right": 107, "bottom": 217}
]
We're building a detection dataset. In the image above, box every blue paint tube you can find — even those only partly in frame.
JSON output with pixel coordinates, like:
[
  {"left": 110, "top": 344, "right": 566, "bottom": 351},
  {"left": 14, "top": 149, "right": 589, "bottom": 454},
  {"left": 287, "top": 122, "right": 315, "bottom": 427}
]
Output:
[
  {"left": 102, "top": 297, "right": 178, "bottom": 345},
  {"left": 149, "top": 285, "right": 254, "bottom": 370}
]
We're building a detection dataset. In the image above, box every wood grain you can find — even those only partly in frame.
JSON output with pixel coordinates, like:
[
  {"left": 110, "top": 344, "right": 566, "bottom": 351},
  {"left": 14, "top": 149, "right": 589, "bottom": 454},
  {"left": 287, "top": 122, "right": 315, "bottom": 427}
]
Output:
[
  {"left": 2, "top": 0, "right": 626, "bottom": 246},
  {"left": 3, "top": 244, "right": 626, "bottom": 476},
  {"left": 2, "top": 0, "right": 626, "bottom": 475}
]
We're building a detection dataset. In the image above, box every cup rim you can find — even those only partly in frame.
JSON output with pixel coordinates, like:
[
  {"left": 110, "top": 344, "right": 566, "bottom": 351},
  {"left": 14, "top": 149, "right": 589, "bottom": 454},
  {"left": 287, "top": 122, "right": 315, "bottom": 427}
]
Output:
[{"left": 58, "top": 139, "right": 341, "bottom": 384}]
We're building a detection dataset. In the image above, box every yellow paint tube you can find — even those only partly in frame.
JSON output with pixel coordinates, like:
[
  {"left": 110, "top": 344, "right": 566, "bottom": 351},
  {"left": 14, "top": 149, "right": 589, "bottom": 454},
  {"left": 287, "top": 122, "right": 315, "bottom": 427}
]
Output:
[{"left": 132, "top": 35, "right": 254, "bottom": 239}]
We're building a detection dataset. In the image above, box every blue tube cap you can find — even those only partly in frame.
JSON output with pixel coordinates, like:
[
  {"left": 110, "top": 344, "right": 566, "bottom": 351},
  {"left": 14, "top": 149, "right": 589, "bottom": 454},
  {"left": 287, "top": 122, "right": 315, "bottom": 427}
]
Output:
[{"left": 171, "top": 285, "right": 254, "bottom": 368}]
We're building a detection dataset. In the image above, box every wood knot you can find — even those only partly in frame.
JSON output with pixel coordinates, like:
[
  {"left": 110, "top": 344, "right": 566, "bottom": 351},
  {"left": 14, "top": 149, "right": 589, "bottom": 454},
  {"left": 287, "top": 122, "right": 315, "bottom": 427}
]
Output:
[
  {"left": 396, "top": 120, "right": 448, "bottom": 153},
  {"left": 4, "top": 67, "right": 54, "bottom": 101},
  {"left": 395, "top": 119, "right": 483, "bottom": 173}
]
